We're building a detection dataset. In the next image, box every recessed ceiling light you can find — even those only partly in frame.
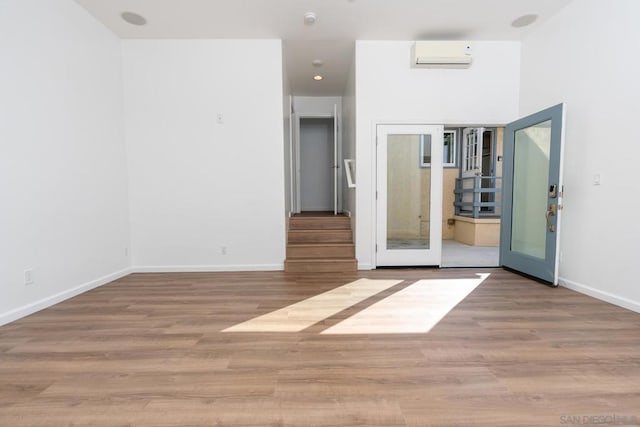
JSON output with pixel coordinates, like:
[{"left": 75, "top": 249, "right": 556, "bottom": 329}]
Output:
[
  {"left": 313, "top": 75, "right": 324, "bottom": 81},
  {"left": 121, "top": 11, "right": 147, "bottom": 26},
  {"left": 304, "top": 12, "right": 318, "bottom": 25},
  {"left": 511, "top": 14, "right": 538, "bottom": 28},
  {"left": 312, "top": 59, "right": 323, "bottom": 67}
]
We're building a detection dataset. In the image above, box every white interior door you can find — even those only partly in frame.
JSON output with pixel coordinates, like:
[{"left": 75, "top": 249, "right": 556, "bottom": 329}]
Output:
[
  {"left": 289, "top": 100, "right": 297, "bottom": 213},
  {"left": 376, "top": 124, "right": 443, "bottom": 266},
  {"left": 294, "top": 113, "right": 301, "bottom": 214},
  {"left": 333, "top": 104, "right": 338, "bottom": 215}
]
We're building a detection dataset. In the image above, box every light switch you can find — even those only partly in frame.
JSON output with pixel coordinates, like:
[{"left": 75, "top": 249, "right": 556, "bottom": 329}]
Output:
[
  {"left": 216, "top": 113, "right": 224, "bottom": 124},
  {"left": 592, "top": 173, "right": 601, "bottom": 186}
]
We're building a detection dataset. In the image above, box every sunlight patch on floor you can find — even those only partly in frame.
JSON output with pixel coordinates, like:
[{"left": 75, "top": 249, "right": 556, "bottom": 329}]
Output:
[
  {"left": 321, "top": 273, "right": 490, "bottom": 334},
  {"left": 222, "top": 278, "right": 402, "bottom": 333}
]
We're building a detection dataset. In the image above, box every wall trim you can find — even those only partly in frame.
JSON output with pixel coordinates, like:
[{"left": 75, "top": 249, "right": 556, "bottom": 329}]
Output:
[
  {"left": 358, "top": 262, "right": 375, "bottom": 270},
  {"left": 559, "top": 277, "right": 640, "bottom": 314},
  {"left": 0, "top": 267, "right": 133, "bottom": 327},
  {"left": 132, "top": 264, "right": 284, "bottom": 273}
]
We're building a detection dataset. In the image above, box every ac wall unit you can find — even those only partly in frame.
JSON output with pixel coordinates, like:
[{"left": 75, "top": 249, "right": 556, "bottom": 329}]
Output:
[{"left": 412, "top": 41, "right": 472, "bottom": 68}]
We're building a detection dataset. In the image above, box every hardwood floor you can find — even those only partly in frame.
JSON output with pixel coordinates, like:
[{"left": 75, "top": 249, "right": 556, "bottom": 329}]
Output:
[{"left": 1, "top": 269, "right": 639, "bottom": 426}]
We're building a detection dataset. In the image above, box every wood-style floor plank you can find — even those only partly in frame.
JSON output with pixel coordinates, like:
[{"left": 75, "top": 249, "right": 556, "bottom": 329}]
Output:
[{"left": 1, "top": 268, "right": 639, "bottom": 426}]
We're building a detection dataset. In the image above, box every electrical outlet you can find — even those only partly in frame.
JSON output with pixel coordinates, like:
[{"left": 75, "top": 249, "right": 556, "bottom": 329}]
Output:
[
  {"left": 216, "top": 113, "right": 224, "bottom": 124},
  {"left": 24, "top": 269, "right": 34, "bottom": 285}
]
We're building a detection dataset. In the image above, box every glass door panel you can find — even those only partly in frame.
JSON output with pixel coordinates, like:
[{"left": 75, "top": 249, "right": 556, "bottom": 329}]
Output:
[
  {"left": 511, "top": 120, "right": 551, "bottom": 259},
  {"left": 386, "top": 134, "right": 430, "bottom": 250},
  {"left": 377, "top": 125, "right": 443, "bottom": 266}
]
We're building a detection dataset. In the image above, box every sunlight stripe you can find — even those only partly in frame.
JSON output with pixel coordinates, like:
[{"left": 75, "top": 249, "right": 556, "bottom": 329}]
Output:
[
  {"left": 321, "top": 274, "right": 490, "bottom": 334},
  {"left": 222, "top": 278, "right": 403, "bottom": 332}
]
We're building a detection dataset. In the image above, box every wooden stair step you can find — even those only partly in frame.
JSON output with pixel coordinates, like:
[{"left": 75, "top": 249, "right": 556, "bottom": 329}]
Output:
[
  {"left": 284, "top": 259, "right": 357, "bottom": 273},
  {"left": 287, "top": 243, "right": 355, "bottom": 259},
  {"left": 285, "top": 215, "right": 357, "bottom": 273},
  {"left": 288, "top": 229, "right": 352, "bottom": 244},
  {"left": 289, "top": 216, "right": 350, "bottom": 230}
]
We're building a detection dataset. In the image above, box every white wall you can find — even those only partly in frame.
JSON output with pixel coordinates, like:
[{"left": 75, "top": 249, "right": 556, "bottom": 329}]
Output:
[
  {"left": 520, "top": 0, "right": 640, "bottom": 311},
  {"left": 0, "top": 0, "right": 130, "bottom": 324},
  {"left": 293, "top": 97, "right": 343, "bottom": 117},
  {"left": 355, "top": 41, "right": 521, "bottom": 268},
  {"left": 123, "top": 39, "right": 286, "bottom": 271}
]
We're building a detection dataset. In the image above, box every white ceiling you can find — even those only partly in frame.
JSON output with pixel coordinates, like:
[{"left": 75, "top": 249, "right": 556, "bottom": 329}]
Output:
[{"left": 74, "top": 0, "right": 573, "bottom": 96}]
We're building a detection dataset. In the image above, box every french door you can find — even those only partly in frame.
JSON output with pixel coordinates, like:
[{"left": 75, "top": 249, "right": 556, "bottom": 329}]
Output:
[
  {"left": 500, "top": 104, "right": 565, "bottom": 285},
  {"left": 461, "top": 127, "right": 485, "bottom": 180},
  {"left": 459, "top": 127, "right": 485, "bottom": 215},
  {"left": 376, "top": 124, "right": 443, "bottom": 266}
]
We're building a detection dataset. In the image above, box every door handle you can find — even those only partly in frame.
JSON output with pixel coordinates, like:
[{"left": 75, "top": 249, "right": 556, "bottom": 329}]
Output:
[{"left": 545, "top": 203, "right": 557, "bottom": 232}]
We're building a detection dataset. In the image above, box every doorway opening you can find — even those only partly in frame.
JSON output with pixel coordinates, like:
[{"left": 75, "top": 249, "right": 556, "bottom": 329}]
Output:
[
  {"left": 443, "top": 127, "right": 501, "bottom": 267},
  {"left": 292, "top": 108, "right": 341, "bottom": 215}
]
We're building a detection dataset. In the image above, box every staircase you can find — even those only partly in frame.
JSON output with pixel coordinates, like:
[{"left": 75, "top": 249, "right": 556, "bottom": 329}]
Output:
[{"left": 285, "top": 214, "right": 357, "bottom": 273}]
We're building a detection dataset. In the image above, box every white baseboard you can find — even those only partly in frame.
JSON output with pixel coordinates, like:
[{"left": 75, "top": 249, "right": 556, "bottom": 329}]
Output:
[
  {"left": 358, "top": 262, "right": 375, "bottom": 270},
  {"left": 0, "top": 267, "right": 133, "bottom": 327},
  {"left": 342, "top": 210, "right": 352, "bottom": 218},
  {"left": 132, "top": 264, "right": 284, "bottom": 273},
  {"left": 559, "top": 277, "right": 640, "bottom": 313}
]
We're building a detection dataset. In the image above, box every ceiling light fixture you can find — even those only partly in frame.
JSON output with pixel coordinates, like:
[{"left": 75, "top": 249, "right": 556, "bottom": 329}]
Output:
[
  {"left": 312, "top": 59, "right": 323, "bottom": 67},
  {"left": 304, "top": 12, "right": 318, "bottom": 25},
  {"left": 121, "top": 11, "right": 147, "bottom": 26},
  {"left": 313, "top": 75, "right": 324, "bottom": 81},
  {"left": 511, "top": 14, "right": 538, "bottom": 28}
]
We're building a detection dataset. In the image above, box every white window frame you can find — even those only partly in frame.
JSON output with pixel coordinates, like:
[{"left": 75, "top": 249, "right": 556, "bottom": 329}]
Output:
[
  {"left": 443, "top": 129, "right": 457, "bottom": 168},
  {"left": 420, "top": 129, "right": 457, "bottom": 168},
  {"left": 419, "top": 134, "right": 432, "bottom": 167}
]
